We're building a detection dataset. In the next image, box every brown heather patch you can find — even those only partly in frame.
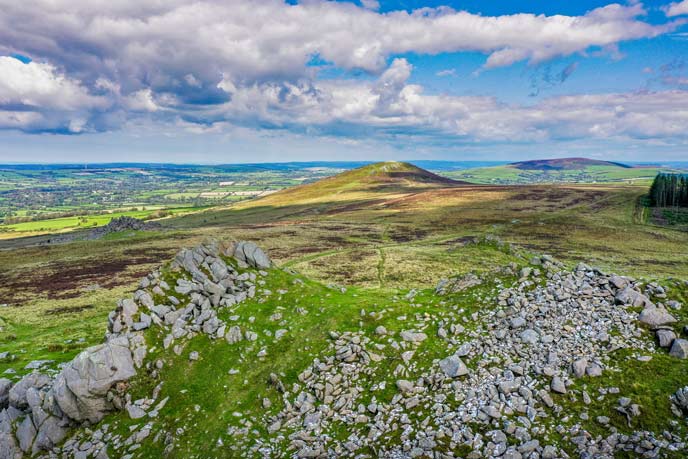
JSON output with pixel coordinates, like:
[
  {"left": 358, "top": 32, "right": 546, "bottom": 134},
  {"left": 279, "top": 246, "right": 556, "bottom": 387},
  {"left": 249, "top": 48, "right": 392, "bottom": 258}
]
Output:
[{"left": 0, "top": 249, "right": 171, "bottom": 305}]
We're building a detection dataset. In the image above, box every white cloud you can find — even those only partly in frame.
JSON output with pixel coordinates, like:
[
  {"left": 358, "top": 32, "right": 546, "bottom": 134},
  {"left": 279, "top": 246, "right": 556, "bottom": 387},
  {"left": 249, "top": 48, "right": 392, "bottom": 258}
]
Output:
[
  {"left": 0, "top": 0, "right": 685, "bottom": 145},
  {"left": 202, "top": 59, "right": 688, "bottom": 144},
  {"left": 124, "top": 89, "right": 159, "bottom": 112},
  {"left": 664, "top": 0, "right": 688, "bottom": 17},
  {"left": 436, "top": 69, "right": 456, "bottom": 77},
  {"left": 0, "top": 56, "right": 109, "bottom": 132},
  {"left": 0, "top": 57, "right": 105, "bottom": 111},
  {"left": 0, "top": 0, "right": 677, "bottom": 86}
]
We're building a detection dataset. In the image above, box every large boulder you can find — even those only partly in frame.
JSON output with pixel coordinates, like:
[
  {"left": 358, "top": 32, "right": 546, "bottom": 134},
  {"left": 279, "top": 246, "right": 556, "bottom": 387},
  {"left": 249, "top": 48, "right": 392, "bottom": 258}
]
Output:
[
  {"left": 669, "top": 339, "right": 688, "bottom": 359},
  {"left": 638, "top": 307, "right": 677, "bottom": 329},
  {"left": 232, "top": 241, "right": 272, "bottom": 269},
  {"left": 31, "top": 415, "right": 68, "bottom": 455},
  {"left": 53, "top": 336, "right": 136, "bottom": 423},
  {"left": 615, "top": 287, "right": 652, "bottom": 308}
]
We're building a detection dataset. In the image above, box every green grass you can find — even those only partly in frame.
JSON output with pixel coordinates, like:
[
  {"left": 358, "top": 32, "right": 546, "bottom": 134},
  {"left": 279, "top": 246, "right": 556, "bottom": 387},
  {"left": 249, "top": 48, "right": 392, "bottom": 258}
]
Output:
[{"left": 0, "top": 285, "right": 130, "bottom": 377}]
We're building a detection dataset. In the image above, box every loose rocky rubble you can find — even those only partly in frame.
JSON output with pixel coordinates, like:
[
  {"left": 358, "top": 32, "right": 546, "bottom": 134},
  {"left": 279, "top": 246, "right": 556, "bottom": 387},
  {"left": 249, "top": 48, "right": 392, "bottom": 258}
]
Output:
[
  {"left": 0, "top": 240, "right": 271, "bottom": 459},
  {"left": 246, "top": 257, "right": 687, "bottom": 458},
  {"left": 1, "top": 242, "right": 687, "bottom": 459}
]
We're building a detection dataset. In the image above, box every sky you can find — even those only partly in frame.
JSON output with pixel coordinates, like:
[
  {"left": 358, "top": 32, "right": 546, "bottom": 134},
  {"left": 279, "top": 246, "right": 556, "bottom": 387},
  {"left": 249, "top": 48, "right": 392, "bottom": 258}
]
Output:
[{"left": 1, "top": 0, "right": 688, "bottom": 163}]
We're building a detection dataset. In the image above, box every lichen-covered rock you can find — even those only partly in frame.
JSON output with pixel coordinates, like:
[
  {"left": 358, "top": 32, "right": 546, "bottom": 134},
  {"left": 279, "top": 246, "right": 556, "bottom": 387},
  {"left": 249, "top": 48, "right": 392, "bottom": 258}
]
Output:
[
  {"left": 638, "top": 306, "right": 677, "bottom": 328},
  {"left": 8, "top": 373, "right": 50, "bottom": 410},
  {"left": 0, "top": 409, "right": 22, "bottom": 459},
  {"left": 669, "top": 339, "right": 688, "bottom": 359},
  {"left": 615, "top": 287, "right": 652, "bottom": 308},
  {"left": 232, "top": 241, "right": 272, "bottom": 269},
  {"left": 53, "top": 336, "right": 135, "bottom": 423}
]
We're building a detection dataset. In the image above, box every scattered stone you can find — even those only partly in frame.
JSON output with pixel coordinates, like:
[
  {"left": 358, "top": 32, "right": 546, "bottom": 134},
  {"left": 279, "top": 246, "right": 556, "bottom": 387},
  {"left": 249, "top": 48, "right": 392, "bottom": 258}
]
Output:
[
  {"left": 438, "top": 355, "right": 469, "bottom": 378},
  {"left": 550, "top": 377, "right": 567, "bottom": 394},
  {"left": 669, "top": 339, "right": 688, "bottom": 359},
  {"left": 656, "top": 329, "right": 677, "bottom": 348}
]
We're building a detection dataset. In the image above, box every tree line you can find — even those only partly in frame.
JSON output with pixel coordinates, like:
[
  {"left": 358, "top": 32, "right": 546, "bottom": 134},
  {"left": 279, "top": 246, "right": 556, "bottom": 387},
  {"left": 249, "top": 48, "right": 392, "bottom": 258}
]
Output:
[{"left": 649, "top": 173, "right": 688, "bottom": 208}]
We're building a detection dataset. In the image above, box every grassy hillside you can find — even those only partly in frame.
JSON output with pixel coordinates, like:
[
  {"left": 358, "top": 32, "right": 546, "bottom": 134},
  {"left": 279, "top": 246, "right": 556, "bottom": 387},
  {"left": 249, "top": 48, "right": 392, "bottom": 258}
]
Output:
[{"left": 237, "top": 161, "right": 462, "bottom": 206}]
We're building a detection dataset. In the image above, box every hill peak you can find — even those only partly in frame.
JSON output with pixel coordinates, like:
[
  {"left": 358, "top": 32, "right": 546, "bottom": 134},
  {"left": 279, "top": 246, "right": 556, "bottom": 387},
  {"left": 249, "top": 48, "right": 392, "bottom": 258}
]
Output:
[
  {"left": 334, "top": 161, "right": 461, "bottom": 187},
  {"left": 510, "top": 157, "right": 631, "bottom": 171},
  {"left": 235, "top": 161, "right": 463, "bottom": 209}
]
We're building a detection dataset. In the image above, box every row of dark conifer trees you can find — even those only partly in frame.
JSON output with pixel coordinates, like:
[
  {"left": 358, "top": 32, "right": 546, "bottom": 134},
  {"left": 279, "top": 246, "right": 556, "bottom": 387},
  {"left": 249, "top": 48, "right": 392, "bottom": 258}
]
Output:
[{"left": 649, "top": 173, "right": 688, "bottom": 208}]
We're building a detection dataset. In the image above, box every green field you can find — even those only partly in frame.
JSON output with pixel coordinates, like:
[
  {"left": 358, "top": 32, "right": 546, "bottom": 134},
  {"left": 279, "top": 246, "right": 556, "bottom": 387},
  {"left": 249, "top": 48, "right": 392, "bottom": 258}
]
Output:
[{"left": 0, "top": 206, "right": 205, "bottom": 238}]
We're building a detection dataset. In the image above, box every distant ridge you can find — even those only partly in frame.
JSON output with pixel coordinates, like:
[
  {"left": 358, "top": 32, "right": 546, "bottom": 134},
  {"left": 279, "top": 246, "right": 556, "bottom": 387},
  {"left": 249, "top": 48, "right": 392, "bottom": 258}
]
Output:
[{"left": 510, "top": 157, "right": 632, "bottom": 171}]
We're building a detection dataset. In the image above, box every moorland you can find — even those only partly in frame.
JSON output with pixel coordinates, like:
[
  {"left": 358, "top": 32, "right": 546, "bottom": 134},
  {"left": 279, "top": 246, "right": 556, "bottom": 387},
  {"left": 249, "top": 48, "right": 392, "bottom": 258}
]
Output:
[{"left": 0, "top": 159, "right": 687, "bottom": 458}]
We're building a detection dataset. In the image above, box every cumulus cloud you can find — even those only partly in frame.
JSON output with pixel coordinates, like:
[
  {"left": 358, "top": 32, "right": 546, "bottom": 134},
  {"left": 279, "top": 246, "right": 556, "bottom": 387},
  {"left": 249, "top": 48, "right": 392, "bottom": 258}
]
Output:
[
  {"left": 664, "top": 0, "right": 688, "bottom": 17},
  {"left": 0, "top": 56, "right": 109, "bottom": 132},
  {"left": 201, "top": 59, "right": 688, "bottom": 144},
  {"left": 0, "top": 0, "right": 677, "bottom": 85},
  {"left": 0, "top": 0, "right": 685, "bottom": 145}
]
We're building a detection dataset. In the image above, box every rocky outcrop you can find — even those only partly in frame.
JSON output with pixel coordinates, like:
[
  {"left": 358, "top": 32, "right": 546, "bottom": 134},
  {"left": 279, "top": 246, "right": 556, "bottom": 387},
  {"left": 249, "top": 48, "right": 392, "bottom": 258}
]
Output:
[
  {"left": 53, "top": 337, "right": 135, "bottom": 423},
  {"left": 231, "top": 241, "right": 272, "bottom": 269},
  {"left": 88, "top": 216, "right": 161, "bottom": 239},
  {"left": 0, "top": 239, "right": 271, "bottom": 458}
]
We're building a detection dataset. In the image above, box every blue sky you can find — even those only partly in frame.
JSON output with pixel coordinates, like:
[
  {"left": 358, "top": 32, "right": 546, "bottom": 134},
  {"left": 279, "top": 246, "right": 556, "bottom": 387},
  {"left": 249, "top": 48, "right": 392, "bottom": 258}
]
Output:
[{"left": 0, "top": 0, "right": 687, "bottom": 163}]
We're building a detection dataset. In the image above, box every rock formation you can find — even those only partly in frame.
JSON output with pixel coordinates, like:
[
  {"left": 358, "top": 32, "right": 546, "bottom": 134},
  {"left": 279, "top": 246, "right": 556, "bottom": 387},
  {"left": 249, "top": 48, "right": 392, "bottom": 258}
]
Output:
[{"left": 0, "top": 240, "right": 271, "bottom": 458}]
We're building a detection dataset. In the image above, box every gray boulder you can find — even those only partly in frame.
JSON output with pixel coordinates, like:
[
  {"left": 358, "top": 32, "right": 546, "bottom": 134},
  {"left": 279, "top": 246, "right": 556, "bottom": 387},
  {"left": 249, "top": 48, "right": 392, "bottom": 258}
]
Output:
[
  {"left": 53, "top": 336, "right": 136, "bottom": 423},
  {"left": 672, "top": 386, "right": 688, "bottom": 412},
  {"left": 609, "top": 275, "right": 628, "bottom": 290},
  {"left": 520, "top": 329, "right": 539, "bottom": 344},
  {"left": 8, "top": 373, "right": 50, "bottom": 410},
  {"left": 31, "top": 415, "right": 68, "bottom": 455},
  {"left": 572, "top": 358, "right": 588, "bottom": 378},
  {"left": 656, "top": 329, "right": 677, "bottom": 348},
  {"left": 225, "top": 326, "right": 243, "bottom": 344},
  {"left": 438, "top": 355, "right": 469, "bottom": 378},
  {"left": 16, "top": 415, "right": 36, "bottom": 452},
  {"left": 232, "top": 241, "right": 272, "bottom": 269},
  {"left": 551, "top": 377, "right": 567, "bottom": 394},
  {"left": 0, "top": 409, "right": 21, "bottom": 459},
  {"left": 400, "top": 330, "right": 427, "bottom": 343},
  {"left": 615, "top": 287, "right": 652, "bottom": 307},
  {"left": 638, "top": 307, "right": 677, "bottom": 328},
  {"left": 669, "top": 339, "right": 688, "bottom": 359}
]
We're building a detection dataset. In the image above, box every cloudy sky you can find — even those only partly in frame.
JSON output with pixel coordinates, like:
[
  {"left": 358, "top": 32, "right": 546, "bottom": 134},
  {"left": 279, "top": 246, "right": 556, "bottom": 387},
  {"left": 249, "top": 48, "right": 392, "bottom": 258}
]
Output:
[{"left": 1, "top": 0, "right": 688, "bottom": 163}]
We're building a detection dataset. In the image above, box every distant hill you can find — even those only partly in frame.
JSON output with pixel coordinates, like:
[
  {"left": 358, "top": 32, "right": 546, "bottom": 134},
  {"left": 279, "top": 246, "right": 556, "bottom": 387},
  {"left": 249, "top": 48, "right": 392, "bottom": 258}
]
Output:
[
  {"left": 442, "top": 157, "right": 668, "bottom": 185},
  {"left": 510, "top": 157, "right": 632, "bottom": 171},
  {"left": 240, "top": 161, "right": 464, "bottom": 208}
]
